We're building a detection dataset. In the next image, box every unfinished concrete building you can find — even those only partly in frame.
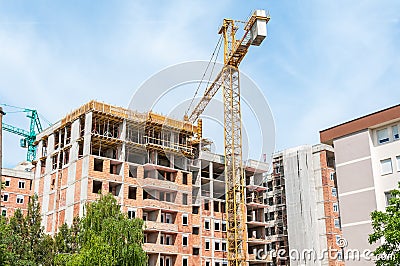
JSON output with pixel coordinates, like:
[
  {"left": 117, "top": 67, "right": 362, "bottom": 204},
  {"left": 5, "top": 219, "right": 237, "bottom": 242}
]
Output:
[
  {"left": 32, "top": 100, "right": 270, "bottom": 266},
  {"left": 267, "top": 144, "right": 344, "bottom": 266}
]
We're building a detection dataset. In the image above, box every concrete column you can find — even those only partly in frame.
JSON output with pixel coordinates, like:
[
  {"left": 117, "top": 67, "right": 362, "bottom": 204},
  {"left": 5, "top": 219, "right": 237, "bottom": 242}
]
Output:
[{"left": 0, "top": 107, "right": 5, "bottom": 209}]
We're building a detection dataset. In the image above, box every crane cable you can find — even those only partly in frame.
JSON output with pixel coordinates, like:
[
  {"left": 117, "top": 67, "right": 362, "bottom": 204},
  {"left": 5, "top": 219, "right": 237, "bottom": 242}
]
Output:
[{"left": 185, "top": 35, "right": 223, "bottom": 117}]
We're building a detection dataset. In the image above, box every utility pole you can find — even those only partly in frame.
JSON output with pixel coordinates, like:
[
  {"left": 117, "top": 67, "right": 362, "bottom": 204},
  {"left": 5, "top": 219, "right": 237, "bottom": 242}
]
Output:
[{"left": 0, "top": 107, "right": 5, "bottom": 210}]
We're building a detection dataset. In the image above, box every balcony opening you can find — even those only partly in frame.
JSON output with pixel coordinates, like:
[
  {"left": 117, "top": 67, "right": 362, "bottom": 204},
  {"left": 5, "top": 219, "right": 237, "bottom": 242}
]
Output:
[
  {"left": 110, "top": 161, "right": 123, "bottom": 175},
  {"left": 92, "top": 180, "right": 102, "bottom": 193},
  {"left": 129, "top": 165, "right": 137, "bottom": 178},
  {"left": 128, "top": 186, "right": 137, "bottom": 200},
  {"left": 182, "top": 172, "right": 188, "bottom": 185},
  {"left": 94, "top": 158, "right": 104, "bottom": 172},
  {"left": 109, "top": 182, "right": 122, "bottom": 197},
  {"left": 193, "top": 247, "right": 200, "bottom": 255},
  {"left": 192, "top": 206, "right": 199, "bottom": 214}
]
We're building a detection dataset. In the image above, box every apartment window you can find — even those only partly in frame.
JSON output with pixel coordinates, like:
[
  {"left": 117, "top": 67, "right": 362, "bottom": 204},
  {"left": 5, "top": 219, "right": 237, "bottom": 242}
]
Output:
[
  {"left": 330, "top": 172, "right": 335, "bottom": 181},
  {"left": 166, "top": 235, "right": 172, "bottom": 245},
  {"left": 205, "top": 239, "right": 210, "bottom": 250},
  {"left": 215, "top": 240, "right": 221, "bottom": 251},
  {"left": 182, "top": 172, "right": 188, "bottom": 185},
  {"left": 5, "top": 178, "right": 10, "bottom": 187},
  {"left": 193, "top": 226, "right": 199, "bottom": 235},
  {"left": 333, "top": 203, "right": 339, "bottom": 212},
  {"left": 336, "top": 235, "right": 341, "bottom": 245},
  {"left": 380, "top": 158, "right": 393, "bottom": 175},
  {"left": 166, "top": 213, "right": 172, "bottom": 224},
  {"left": 222, "top": 241, "right": 227, "bottom": 252},
  {"left": 2, "top": 193, "right": 9, "bottom": 202},
  {"left": 92, "top": 180, "right": 102, "bottom": 193},
  {"left": 193, "top": 247, "right": 200, "bottom": 255},
  {"left": 1, "top": 209, "right": 6, "bottom": 217},
  {"left": 206, "top": 261, "right": 210, "bottom": 266},
  {"left": 182, "top": 234, "right": 188, "bottom": 246},
  {"left": 182, "top": 257, "right": 188, "bottom": 266},
  {"left": 377, "top": 128, "right": 389, "bottom": 144},
  {"left": 128, "top": 186, "right": 137, "bottom": 200},
  {"left": 127, "top": 208, "right": 136, "bottom": 219},
  {"left": 214, "top": 220, "right": 220, "bottom": 231},
  {"left": 222, "top": 221, "right": 227, "bottom": 232},
  {"left": 332, "top": 188, "right": 337, "bottom": 197},
  {"left": 205, "top": 219, "right": 210, "bottom": 230},
  {"left": 385, "top": 191, "right": 393, "bottom": 206},
  {"left": 204, "top": 199, "right": 209, "bottom": 210},
  {"left": 18, "top": 181, "right": 25, "bottom": 189},
  {"left": 182, "top": 213, "right": 188, "bottom": 225},
  {"left": 215, "top": 262, "right": 221, "bottom": 266},
  {"left": 182, "top": 193, "right": 188, "bottom": 205},
  {"left": 397, "top": 156, "right": 400, "bottom": 172},
  {"left": 94, "top": 158, "right": 104, "bottom": 171},
  {"left": 334, "top": 218, "right": 340, "bottom": 228},
  {"left": 165, "top": 192, "right": 172, "bottom": 202},
  {"left": 16, "top": 195, "right": 24, "bottom": 204},
  {"left": 393, "top": 125, "right": 399, "bottom": 141}
]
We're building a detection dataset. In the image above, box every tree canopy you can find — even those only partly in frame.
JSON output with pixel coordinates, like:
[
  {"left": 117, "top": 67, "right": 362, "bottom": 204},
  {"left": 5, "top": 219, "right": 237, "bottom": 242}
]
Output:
[
  {"left": 0, "top": 193, "right": 147, "bottom": 266},
  {"left": 369, "top": 182, "right": 400, "bottom": 266}
]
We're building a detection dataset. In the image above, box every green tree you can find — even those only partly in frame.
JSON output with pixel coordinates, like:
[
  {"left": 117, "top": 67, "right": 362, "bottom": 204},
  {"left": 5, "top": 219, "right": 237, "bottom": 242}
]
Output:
[
  {"left": 56, "top": 194, "right": 147, "bottom": 266},
  {"left": 0, "top": 216, "right": 13, "bottom": 265},
  {"left": 369, "top": 182, "right": 400, "bottom": 266},
  {"left": 3, "top": 194, "right": 55, "bottom": 266}
]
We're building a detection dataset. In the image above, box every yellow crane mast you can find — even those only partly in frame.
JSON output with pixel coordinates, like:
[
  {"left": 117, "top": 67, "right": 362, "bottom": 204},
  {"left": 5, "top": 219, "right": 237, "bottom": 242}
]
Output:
[{"left": 187, "top": 10, "right": 270, "bottom": 266}]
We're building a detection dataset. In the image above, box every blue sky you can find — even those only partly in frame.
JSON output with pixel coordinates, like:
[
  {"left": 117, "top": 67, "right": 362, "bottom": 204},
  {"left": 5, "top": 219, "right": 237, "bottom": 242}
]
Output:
[{"left": 1, "top": 0, "right": 399, "bottom": 168}]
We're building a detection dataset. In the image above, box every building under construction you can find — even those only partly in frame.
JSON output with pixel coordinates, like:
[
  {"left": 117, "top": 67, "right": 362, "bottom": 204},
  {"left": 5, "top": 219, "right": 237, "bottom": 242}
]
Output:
[
  {"left": 268, "top": 145, "right": 344, "bottom": 266},
  {"left": 32, "top": 100, "right": 271, "bottom": 266}
]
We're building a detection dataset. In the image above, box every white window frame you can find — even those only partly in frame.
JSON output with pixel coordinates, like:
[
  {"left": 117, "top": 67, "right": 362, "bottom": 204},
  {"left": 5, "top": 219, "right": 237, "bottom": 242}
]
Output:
[
  {"left": 182, "top": 213, "right": 188, "bottom": 225},
  {"left": 334, "top": 218, "right": 340, "bottom": 228},
  {"left": 160, "top": 234, "right": 165, "bottom": 245},
  {"left": 127, "top": 208, "right": 136, "bottom": 219},
  {"left": 16, "top": 195, "right": 24, "bottom": 204},
  {"left": 1, "top": 208, "right": 6, "bottom": 217},
  {"left": 205, "top": 239, "right": 210, "bottom": 250},
  {"left": 377, "top": 128, "right": 389, "bottom": 144},
  {"left": 182, "top": 234, "right": 189, "bottom": 246},
  {"left": 222, "top": 241, "right": 227, "bottom": 252},
  {"left": 18, "top": 180, "right": 25, "bottom": 189},
  {"left": 222, "top": 221, "right": 227, "bottom": 232},
  {"left": 166, "top": 213, "right": 172, "bottom": 224},
  {"left": 214, "top": 220, "right": 221, "bottom": 231},
  {"left": 166, "top": 234, "right": 172, "bottom": 245},
  {"left": 333, "top": 203, "right": 339, "bottom": 212},
  {"left": 380, "top": 158, "right": 393, "bottom": 175},
  {"left": 214, "top": 239, "right": 221, "bottom": 251},
  {"left": 396, "top": 156, "right": 400, "bottom": 172},
  {"left": 205, "top": 219, "right": 210, "bottom": 230},
  {"left": 182, "top": 256, "right": 189, "bottom": 266},
  {"left": 332, "top": 188, "right": 337, "bottom": 197},
  {"left": 393, "top": 125, "right": 399, "bottom": 141},
  {"left": 330, "top": 172, "right": 335, "bottom": 181},
  {"left": 5, "top": 178, "right": 10, "bottom": 187},
  {"left": 2, "top": 193, "right": 9, "bottom": 202}
]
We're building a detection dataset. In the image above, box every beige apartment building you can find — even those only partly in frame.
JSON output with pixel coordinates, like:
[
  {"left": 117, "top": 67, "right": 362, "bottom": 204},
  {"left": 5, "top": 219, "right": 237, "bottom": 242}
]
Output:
[{"left": 320, "top": 104, "right": 400, "bottom": 265}]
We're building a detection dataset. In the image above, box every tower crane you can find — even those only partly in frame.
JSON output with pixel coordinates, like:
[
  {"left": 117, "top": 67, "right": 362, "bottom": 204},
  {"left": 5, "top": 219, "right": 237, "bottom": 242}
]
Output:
[
  {"left": 1, "top": 104, "right": 45, "bottom": 162},
  {"left": 186, "top": 10, "right": 270, "bottom": 265}
]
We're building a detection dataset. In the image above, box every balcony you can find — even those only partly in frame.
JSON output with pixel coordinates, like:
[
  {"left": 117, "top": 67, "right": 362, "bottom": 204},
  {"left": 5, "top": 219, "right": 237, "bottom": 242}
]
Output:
[
  {"left": 143, "top": 243, "right": 179, "bottom": 254},
  {"left": 144, "top": 221, "right": 178, "bottom": 233}
]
